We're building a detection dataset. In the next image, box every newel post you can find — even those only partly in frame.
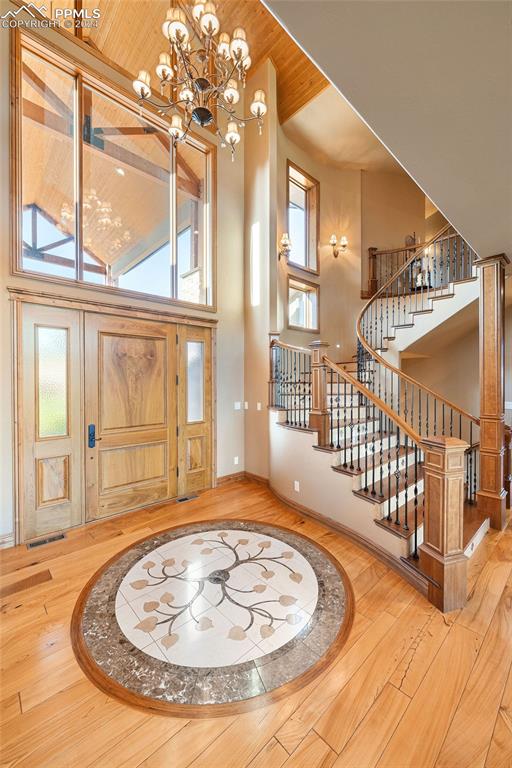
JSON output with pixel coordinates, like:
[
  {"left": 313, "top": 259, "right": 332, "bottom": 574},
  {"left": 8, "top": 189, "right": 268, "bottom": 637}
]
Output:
[
  {"left": 268, "top": 332, "right": 280, "bottom": 407},
  {"left": 419, "top": 436, "right": 469, "bottom": 612},
  {"left": 475, "top": 253, "right": 510, "bottom": 529},
  {"left": 308, "top": 341, "right": 330, "bottom": 447},
  {"left": 368, "top": 247, "right": 378, "bottom": 296}
]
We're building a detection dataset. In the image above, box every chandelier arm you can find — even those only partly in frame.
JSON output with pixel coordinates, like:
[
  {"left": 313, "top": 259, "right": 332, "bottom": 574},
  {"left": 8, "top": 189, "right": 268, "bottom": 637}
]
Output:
[
  {"left": 215, "top": 102, "right": 260, "bottom": 124},
  {"left": 174, "top": 39, "right": 197, "bottom": 85}
]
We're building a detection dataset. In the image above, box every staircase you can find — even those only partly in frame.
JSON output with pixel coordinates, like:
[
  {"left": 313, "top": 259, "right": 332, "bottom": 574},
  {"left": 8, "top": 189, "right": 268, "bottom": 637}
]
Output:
[{"left": 268, "top": 225, "right": 502, "bottom": 607}]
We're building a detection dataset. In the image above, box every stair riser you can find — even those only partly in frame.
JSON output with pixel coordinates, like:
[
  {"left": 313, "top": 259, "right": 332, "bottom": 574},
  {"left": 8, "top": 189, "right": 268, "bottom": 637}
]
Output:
[
  {"left": 352, "top": 451, "right": 418, "bottom": 490},
  {"left": 370, "top": 480, "right": 425, "bottom": 516},
  {"left": 333, "top": 435, "right": 398, "bottom": 465},
  {"left": 329, "top": 420, "right": 380, "bottom": 440}
]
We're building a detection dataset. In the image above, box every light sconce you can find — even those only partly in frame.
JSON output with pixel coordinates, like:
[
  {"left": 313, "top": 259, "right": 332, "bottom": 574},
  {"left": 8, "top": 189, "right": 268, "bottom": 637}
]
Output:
[
  {"left": 330, "top": 234, "right": 348, "bottom": 258},
  {"left": 278, "top": 232, "right": 291, "bottom": 261}
]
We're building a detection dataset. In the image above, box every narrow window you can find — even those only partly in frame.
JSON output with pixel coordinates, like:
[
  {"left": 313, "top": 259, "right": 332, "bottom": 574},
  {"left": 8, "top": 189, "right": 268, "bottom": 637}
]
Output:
[
  {"left": 287, "top": 162, "right": 319, "bottom": 273},
  {"left": 288, "top": 278, "right": 319, "bottom": 332},
  {"left": 186, "top": 341, "right": 205, "bottom": 423},
  {"left": 36, "top": 326, "right": 68, "bottom": 439}
]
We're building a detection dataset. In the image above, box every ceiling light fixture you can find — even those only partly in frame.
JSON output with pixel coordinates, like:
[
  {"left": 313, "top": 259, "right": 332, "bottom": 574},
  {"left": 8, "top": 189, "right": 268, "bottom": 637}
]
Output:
[{"left": 132, "top": 1, "right": 267, "bottom": 160}]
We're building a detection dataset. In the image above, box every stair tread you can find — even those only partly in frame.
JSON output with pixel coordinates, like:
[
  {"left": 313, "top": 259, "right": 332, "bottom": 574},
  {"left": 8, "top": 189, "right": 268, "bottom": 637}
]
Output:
[
  {"left": 353, "top": 464, "right": 424, "bottom": 504},
  {"left": 331, "top": 446, "right": 415, "bottom": 476},
  {"left": 375, "top": 492, "right": 425, "bottom": 539}
]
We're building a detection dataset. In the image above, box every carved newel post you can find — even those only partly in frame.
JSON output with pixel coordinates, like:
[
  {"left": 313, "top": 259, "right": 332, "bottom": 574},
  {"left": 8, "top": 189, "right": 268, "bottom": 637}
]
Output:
[
  {"left": 476, "top": 253, "right": 510, "bottom": 529},
  {"left": 308, "top": 341, "right": 330, "bottom": 447},
  {"left": 419, "top": 436, "right": 469, "bottom": 612}
]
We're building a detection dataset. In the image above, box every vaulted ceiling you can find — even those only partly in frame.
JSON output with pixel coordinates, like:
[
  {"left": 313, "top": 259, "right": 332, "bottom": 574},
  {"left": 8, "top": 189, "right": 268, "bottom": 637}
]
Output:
[{"left": 81, "top": 0, "right": 328, "bottom": 123}]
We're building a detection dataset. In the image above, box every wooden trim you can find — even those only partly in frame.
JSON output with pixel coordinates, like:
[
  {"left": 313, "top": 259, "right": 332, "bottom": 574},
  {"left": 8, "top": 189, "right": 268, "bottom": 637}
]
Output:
[
  {"left": 285, "top": 159, "right": 320, "bottom": 276},
  {"left": 287, "top": 275, "right": 320, "bottom": 334},
  {"left": 11, "top": 29, "right": 218, "bottom": 314},
  {"left": 7, "top": 288, "right": 217, "bottom": 327},
  {"left": 70, "top": 518, "right": 354, "bottom": 717},
  {"left": 0, "top": 533, "right": 15, "bottom": 550},
  {"left": 270, "top": 339, "right": 312, "bottom": 355},
  {"left": 243, "top": 471, "right": 270, "bottom": 486},
  {"left": 269, "top": 486, "right": 428, "bottom": 595},
  {"left": 215, "top": 471, "right": 246, "bottom": 486}
]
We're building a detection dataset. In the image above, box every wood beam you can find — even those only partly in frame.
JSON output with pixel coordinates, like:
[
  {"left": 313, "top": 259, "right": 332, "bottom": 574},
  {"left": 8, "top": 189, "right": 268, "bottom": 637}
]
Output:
[
  {"left": 476, "top": 253, "right": 510, "bottom": 529},
  {"left": 22, "top": 62, "right": 73, "bottom": 121}
]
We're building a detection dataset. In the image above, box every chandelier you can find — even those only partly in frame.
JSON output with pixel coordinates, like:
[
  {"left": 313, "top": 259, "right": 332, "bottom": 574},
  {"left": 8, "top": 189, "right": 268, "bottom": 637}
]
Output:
[{"left": 132, "top": 2, "right": 268, "bottom": 159}]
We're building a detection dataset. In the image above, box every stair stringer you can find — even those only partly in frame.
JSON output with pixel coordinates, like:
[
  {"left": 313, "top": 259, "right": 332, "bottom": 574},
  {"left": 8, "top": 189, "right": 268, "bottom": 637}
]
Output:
[
  {"left": 383, "top": 277, "right": 480, "bottom": 358},
  {"left": 268, "top": 410, "right": 411, "bottom": 561}
]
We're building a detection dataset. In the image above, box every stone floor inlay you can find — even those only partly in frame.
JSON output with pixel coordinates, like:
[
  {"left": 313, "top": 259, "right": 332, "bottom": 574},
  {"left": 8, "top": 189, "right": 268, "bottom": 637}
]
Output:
[{"left": 74, "top": 520, "right": 351, "bottom": 710}]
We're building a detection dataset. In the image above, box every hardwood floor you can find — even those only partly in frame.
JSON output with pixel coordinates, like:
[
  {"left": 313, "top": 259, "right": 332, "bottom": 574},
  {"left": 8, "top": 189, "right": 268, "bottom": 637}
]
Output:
[{"left": 1, "top": 479, "right": 511, "bottom": 768}]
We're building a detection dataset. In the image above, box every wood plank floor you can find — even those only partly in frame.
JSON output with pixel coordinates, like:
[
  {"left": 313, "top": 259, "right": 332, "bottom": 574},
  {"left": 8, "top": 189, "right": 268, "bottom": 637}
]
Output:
[{"left": 1, "top": 479, "right": 511, "bottom": 768}]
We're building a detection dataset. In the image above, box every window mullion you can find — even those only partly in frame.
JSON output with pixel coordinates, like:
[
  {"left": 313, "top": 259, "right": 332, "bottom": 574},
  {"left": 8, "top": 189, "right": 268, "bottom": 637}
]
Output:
[{"left": 75, "top": 71, "right": 84, "bottom": 282}]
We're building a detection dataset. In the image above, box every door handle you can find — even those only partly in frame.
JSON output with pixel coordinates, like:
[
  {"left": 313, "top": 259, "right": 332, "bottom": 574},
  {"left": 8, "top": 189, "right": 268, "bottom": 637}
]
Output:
[{"left": 88, "top": 424, "right": 102, "bottom": 448}]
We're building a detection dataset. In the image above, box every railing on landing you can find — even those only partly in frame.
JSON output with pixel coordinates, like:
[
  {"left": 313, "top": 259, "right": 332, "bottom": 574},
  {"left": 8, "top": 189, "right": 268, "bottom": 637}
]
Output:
[
  {"left": 357, "top": 223, "right": 481, "bottom": 505},
  {"left": 269, "top": 338, "right": 312, "bottom": 429}
]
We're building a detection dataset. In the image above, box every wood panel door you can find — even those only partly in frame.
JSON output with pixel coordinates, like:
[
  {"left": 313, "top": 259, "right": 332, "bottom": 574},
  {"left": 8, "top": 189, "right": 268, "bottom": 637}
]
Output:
[
  {"left": 177, "top": 325, "right": 213, "bottom": 495},
  {"left": 84, "top": 314, "right": 177, "bottom": 520},
  {"left": 19, "top": 304, "right": 83, "bottom": 541}
]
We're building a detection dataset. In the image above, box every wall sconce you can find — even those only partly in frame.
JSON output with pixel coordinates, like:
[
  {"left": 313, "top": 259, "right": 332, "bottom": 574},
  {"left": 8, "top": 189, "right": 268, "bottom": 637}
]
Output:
[
  {"left": 329, "top": 234, "right": 348, "bottom": 258},
  {"left": 278, "top": 232, "right": 291, "bottom": 261}
]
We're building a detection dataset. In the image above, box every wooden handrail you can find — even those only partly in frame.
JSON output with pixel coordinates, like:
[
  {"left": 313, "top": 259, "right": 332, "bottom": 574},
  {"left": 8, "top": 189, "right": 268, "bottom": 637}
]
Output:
[
  {"left": 270, "top": 339, "right": 312, "bottom": 355},
  {"left": 357, "top": 224, "right": 481, "bottom": 429},
  {"left": 373, "top": 229, "right": 460, "bottom": 257},
  {"left": 323, "top": 356, "right": 422, "bottom": 445}
]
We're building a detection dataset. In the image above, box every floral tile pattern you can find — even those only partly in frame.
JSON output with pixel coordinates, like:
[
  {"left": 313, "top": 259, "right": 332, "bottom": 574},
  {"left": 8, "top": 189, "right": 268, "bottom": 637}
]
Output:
[{"left": 77, "top": 521, "right": 349, "bottom": 707}]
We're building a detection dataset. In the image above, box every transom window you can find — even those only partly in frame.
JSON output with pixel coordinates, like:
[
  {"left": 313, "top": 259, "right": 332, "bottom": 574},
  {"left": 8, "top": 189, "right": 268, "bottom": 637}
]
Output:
[
  {"left": 288, "top": 277, "right": 319, "bottom": 332},
  {"left": 16, "top": 37, "right": 214, "bottom": 308},
  {"left": 287, "top": 161, "right": 319, "bottom": 274}
]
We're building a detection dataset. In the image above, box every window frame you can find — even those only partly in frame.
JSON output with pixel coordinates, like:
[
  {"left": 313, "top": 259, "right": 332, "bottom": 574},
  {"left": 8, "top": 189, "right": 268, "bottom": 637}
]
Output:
[
  {"left": 287, "top": 275, "right": 320, "bottom": 334},
  {"left": 11, "top": 29, "right": 217, "bottom": 312},
  {"left": 285, "top": 160, "right": 320, "bottom": 276}
]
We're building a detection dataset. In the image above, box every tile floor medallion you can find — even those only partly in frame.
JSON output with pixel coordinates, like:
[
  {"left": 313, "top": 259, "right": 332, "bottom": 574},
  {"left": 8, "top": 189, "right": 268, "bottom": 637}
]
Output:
[{"left": 74, "top": 521, "right": 351, "bottom": 711}]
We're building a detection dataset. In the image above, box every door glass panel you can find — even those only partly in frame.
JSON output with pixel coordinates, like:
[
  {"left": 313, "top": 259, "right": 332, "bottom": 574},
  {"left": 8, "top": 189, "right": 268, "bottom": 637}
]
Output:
[
  {"left": 37, "top": 327, "right": 68, "bottom": 438},
  {"left": 186, "top": 341, "right": 204, "bottom": 423}
]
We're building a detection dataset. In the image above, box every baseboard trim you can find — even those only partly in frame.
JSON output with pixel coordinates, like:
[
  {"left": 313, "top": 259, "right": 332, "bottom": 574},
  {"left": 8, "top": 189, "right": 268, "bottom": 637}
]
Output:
[
  {"left": 0, "top": 533, "right": 15, "bottom": 549},
  {"left": 216, "top": 472, "right": 246, "bottom": 486},
  {"left": 269, "top": 485, "right": 428, "bottom": 596},
  {"left": 216, "top": 471, "right": 270, "bottom": 487},
  {"left": 244, "top": 471, "right": 270, "bottom": 486}
]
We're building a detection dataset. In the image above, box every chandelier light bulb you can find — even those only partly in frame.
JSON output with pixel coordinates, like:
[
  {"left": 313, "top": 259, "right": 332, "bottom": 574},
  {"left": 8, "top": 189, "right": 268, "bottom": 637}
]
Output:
[
  {"left": 179, "top": 85, "right": 194, "bottom": 103},
  {"left": 217, "top": 32, "right": 231, "bottom": 59},
  {"left": 230, "top": 27, "right": 249, "bottom": 60},
  {"left": 250, "top": 89, "right": 267, "bottom": 117},
  {"left": 242, "top": 55, "right": 251, "bottom": 72},
  {"left": 200, "top": 2, "right": 220, "bottom": 36},
  {"left": 162, "top": 8, "right": 189, "bottom": 44},
  {"left": 156, "top": 52, "right": 173, "bottom": 81},
  {"left": 169, "top": 113, "right": 185, "bottom": 140},
  {"left": 132, "top": 70, "right": 151, "bottom": 99},
  {"left": 225, "top": 120, "right": 241, "bottom": 146},
  {"left": 192, "top": 2, "right": 205, "bottom": 21},
  {"left": 223, "top": 79, "right": 240, "bottom": 105}
]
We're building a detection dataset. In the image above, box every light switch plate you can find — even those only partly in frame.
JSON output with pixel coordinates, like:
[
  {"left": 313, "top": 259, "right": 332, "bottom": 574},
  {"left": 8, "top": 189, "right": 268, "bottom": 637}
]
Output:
[{"left": 294, "top": 480, "right": 300, "bottom": 493}]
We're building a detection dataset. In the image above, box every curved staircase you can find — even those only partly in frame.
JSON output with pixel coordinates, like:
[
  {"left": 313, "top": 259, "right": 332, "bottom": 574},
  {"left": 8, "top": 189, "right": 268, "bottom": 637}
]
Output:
[{"left": 268, "top": 225, "right": 500, "bottom": 607}]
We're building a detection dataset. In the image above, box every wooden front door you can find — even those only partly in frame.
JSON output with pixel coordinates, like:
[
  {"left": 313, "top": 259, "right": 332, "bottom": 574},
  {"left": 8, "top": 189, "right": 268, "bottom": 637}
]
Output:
[
  {"left": 84, "top": 314, "right": 177, "bottom": 520},
  {"left": 19, "top": 304, "right": 83, "bottom": 541}
]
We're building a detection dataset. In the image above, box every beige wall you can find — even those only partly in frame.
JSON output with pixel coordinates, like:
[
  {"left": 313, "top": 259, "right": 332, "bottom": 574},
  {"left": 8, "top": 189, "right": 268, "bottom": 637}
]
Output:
[
  {"left": 277, "top": 129, "right": 363, "bottom": 362},
  {"left": 0, "top": 13, "right": 245, "bottom": 539},
  {"left": 425, "top": 210, "right": 448, "bottom": 241},
  {"left": 265, "top": 0, "right": 512, "bottom": 260},
  {"left": 361, "top": 170, "right": 426, "bottom": 286},
  {"left": 243, "top": 61, "right": 278, "bottom": 480}
]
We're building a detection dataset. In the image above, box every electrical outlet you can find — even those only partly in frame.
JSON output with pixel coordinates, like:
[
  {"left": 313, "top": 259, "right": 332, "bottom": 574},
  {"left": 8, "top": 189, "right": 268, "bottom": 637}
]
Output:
[
  {"left": 234, "top": 456, "right": 239, "bottom": 466},
  {"left": 244, "top": 402, "right": 249, "bottom": 410},
  {"left": 294, "top": 480, "right": 300, "bottom": 493},
  {"left": 234, "top": 402, "right": 241, "bottom": 410},
  {"left": 256, "top": 402, "right": 262, "bottom": 411}
]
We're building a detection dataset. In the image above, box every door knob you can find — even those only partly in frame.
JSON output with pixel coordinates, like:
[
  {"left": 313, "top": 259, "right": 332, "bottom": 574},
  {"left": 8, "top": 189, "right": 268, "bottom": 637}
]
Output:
[{"left": 88, "top": 424, "right": 102, "bottom": 448}]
